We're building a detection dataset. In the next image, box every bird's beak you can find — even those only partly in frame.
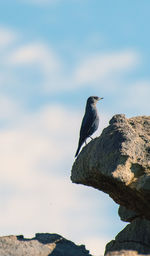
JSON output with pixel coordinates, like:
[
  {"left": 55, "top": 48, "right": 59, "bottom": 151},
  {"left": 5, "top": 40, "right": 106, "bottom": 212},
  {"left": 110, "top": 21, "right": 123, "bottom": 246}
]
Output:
[{"left": 98, "top": 97, "right": 104, "bottom": 100}]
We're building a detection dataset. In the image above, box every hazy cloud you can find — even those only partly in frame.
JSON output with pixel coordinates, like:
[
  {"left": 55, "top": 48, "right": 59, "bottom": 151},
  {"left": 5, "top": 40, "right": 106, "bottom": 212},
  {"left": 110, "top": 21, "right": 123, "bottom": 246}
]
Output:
[
  {"left": 74, "top": 50, "right": 139, "bottom": 85},
  {"left": 0, "top": 99, "right": 111, "bottom": 255},
  {"left": 0, "top": 27, "right": 17, "bottom": 48},
  {"left": 0, "top": 25, "right": 145, "bottom": 255},
  {"left": 8, "top": 42, "right": 61, "bottom": 70},
  {"left": 0, "top": 27, "right": 140, "bottom": 95}
]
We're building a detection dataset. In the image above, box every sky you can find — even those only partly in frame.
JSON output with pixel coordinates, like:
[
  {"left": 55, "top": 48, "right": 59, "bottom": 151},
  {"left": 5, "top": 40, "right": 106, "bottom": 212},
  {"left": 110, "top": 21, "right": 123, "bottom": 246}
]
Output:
[{"left": 0, "top": 1, "right": 149, "bottom": 255}]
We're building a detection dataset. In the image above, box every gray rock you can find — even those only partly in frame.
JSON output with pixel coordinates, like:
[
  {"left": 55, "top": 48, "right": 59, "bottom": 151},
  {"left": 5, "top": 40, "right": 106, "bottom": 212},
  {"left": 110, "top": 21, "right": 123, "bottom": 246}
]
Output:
[
  {"left": 105, "top": 250, "right": 150, "bottom": 256},
  {"left": 0, "top": 233, "right": 92, "bottom": 256},
  {"left": 118, "top": 205, "right": 140, "bottom": 222},
  {"left": 71, "top": 114, "right": 150, "bottom": 219},
  {"left": 105, "top": 218, "right": 150, "bottom": 255}
]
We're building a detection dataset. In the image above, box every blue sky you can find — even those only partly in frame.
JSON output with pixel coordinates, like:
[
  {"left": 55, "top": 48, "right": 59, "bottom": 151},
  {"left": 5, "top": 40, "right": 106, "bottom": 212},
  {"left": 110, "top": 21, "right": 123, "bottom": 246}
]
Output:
[{"left": 0, "top": 1, "right": 149, "bottom": 255}]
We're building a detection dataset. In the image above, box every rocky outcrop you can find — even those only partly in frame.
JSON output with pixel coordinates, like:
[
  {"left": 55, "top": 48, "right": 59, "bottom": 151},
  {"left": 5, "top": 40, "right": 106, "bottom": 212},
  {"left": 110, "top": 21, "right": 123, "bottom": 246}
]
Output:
[
  {"left": 105, "top": 218, "right": 150, "bottom": 255},
  {"left": 71, "top": 114, "right": 150, "bottom": 219},
  {"left": 71, "top": 114, "right": 150, "bottom": 256},
  {"left": 118, "top": 205, "right": 139, "bottom": 222},
  {"left": 0, "top": 233, "right": 92, "bottom": 256},
  {"left": 105, "top": 251, "right": 150, "bottom": 256}
]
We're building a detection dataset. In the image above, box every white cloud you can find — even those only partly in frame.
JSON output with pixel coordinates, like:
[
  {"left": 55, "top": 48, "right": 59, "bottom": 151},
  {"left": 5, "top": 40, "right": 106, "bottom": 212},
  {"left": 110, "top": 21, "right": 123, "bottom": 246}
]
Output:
[
  {"left": 74, "top": 50, "right": 139, "bottom": 86},
  {"left": 0, "top": 105, "right": 78, "bottom": 183},
  {"left": 0, "top": 99, "right": 112, "bottom": 255},
  {"left": 0, "top": 103, "right": 109, "bottom": 185},
  {"left": 43, "top": 49, "right": 139, "bottom": 92},
  {"left": 0, "top": 26, "right": 142, "bottom": 254},
  {"left": 0, "top": 27, "right": 17, "bottom": 48},
  {"left": 0, "top": 26, "right": 131, "bottom": 254},
  {"left": 0, "top": 27, "right": 140, "bottom": 94},
  {"left": 6, "top": 42, "right": 64, "bottom": 92},
  {"left": 8, "top": 42, "right": 60, "bottom": 70},
  {"left": 0, "top": 94, "right": 22, "bottom": 121},
  {"left": 1, "top": 28, "right": 139, "bottom": 93}
]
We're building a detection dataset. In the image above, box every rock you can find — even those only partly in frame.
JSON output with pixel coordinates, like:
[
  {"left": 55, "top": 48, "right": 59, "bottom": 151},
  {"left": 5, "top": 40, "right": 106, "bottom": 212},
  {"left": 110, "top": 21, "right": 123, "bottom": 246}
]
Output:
[
  {"left": 118, "top": 205, "right": 140, "bottom": 222},
  {"left": 0, "top": 233, "right": 92, "bottom": 256},
  {"left": 71, "top": 114, "right": 150, "bottom": 255},
  {"left": 105, "top": 218, "right": 150, "bottom": 255},
  {"left": 71, "top": 114, "right": 150, "bottom": 220},
  {"left": 105, "top": 250, "right": 150, "bottom": 256}
]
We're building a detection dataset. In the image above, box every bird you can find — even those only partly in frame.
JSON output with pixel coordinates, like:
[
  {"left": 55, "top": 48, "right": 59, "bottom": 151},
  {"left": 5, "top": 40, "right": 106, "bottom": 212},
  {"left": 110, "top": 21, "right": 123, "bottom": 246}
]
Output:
[{"left": 75, "top": 96, "right": 103, "bottom": 157}]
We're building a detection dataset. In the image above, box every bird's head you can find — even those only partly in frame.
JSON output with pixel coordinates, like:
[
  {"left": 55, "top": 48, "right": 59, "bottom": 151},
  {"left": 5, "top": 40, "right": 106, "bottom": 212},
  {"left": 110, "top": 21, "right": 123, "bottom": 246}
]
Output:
[{"left": 87, "top": 96, "right": 103, "bottom": 105}]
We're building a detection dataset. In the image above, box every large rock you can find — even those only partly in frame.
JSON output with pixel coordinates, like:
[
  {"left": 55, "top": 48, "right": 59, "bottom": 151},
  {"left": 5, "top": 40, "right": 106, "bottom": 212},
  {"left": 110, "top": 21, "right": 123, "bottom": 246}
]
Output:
[
  {"left": 71, "top": 114, "right": 150, "bottom": 220},
  {"left": 105, "top": 251, "right": 150, "bottom": 256},
  {"left": 118, "top": 205, "right": 140, "bottom": 222},
  {"left": 105, "top": 218, "right": 150, "bottom": 255},
  {"left": 0, "top": 233, "right": 92, "bottom": 256}
]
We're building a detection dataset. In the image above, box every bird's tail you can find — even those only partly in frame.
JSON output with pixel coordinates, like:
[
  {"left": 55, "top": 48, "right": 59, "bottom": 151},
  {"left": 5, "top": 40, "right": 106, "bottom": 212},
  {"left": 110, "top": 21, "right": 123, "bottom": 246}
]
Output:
[{"left": 75, "top": 139, "right": 84, "bottom": 157}]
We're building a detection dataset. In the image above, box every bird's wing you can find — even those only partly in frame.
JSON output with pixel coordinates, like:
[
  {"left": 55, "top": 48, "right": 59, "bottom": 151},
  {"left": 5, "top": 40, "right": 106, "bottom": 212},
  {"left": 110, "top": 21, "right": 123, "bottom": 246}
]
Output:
[
  {"left": 75, "top": 111, "right": 98, "bottom": 157},
  {"left": 80, "top": 111, "right": 97, "bottom": 139}
]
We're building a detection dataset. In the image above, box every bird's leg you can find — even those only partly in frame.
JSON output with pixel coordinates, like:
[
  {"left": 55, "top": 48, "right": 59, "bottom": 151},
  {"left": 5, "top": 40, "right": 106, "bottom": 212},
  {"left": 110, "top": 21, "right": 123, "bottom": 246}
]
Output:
[
  {"left": 90, "top": 136, "right": 93, "bottom": 140},
  {"left": 85, "top": 139, "right": 87, "bottom": 145}
]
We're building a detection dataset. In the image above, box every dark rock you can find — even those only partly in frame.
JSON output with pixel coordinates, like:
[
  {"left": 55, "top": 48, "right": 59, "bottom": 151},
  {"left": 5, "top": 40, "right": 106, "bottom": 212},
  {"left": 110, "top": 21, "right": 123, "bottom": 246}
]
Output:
[
  {"left": 105, "top": 218, "right": 150, "bottom": 255},
  {"left": 71, "top": 115, "right": 150, "bottom": 220},
  {"left": 105, "top": 250, "right": 150, "bottom": 256},
  {"left": 0, "top": 233, "right": 92, "bottom": 256},
  {"left": 118, "top": 205, "right": 140, "bottom": 222}
]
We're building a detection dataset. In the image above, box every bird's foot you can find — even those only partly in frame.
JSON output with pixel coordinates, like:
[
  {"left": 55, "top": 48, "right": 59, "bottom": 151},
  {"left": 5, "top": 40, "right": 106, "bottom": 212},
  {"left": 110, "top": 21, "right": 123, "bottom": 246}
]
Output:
[{"left": 85, "top": 140, "right": 87, "bottom": 145}]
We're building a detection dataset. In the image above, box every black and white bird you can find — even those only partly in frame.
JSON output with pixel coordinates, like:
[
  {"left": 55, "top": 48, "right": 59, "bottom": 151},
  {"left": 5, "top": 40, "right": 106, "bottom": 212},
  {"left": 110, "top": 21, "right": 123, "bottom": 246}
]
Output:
[{"left": 75, "top": 96, "right": 103, "bottom": 157}]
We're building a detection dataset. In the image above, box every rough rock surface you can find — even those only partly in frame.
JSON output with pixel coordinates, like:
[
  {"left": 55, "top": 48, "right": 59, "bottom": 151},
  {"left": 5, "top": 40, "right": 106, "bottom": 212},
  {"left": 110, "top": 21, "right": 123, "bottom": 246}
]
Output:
[
  {"left": 71, "top": 114, "right": 150, "bottom": 220},
  {"left": 105, "top": 218, "right": 150, "bottom": 255},
  {"left": 71, "top": 114, "right": 150, "bottom": 255},
  {"left": 0, "top": 233, "right": 92, "bottom": 256},
  {"left": 118, "top": 205, "right": 140, "bottom": 222},
  {"left": 105, "top": 251, "right": 150, "bottom": 256}
]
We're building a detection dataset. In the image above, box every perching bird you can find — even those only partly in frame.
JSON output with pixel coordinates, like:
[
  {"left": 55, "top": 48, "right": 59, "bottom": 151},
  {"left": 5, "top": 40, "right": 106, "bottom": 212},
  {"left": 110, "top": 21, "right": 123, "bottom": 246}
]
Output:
[{"left": 75, "top": 96, "right": 103, "bottom": 157}]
